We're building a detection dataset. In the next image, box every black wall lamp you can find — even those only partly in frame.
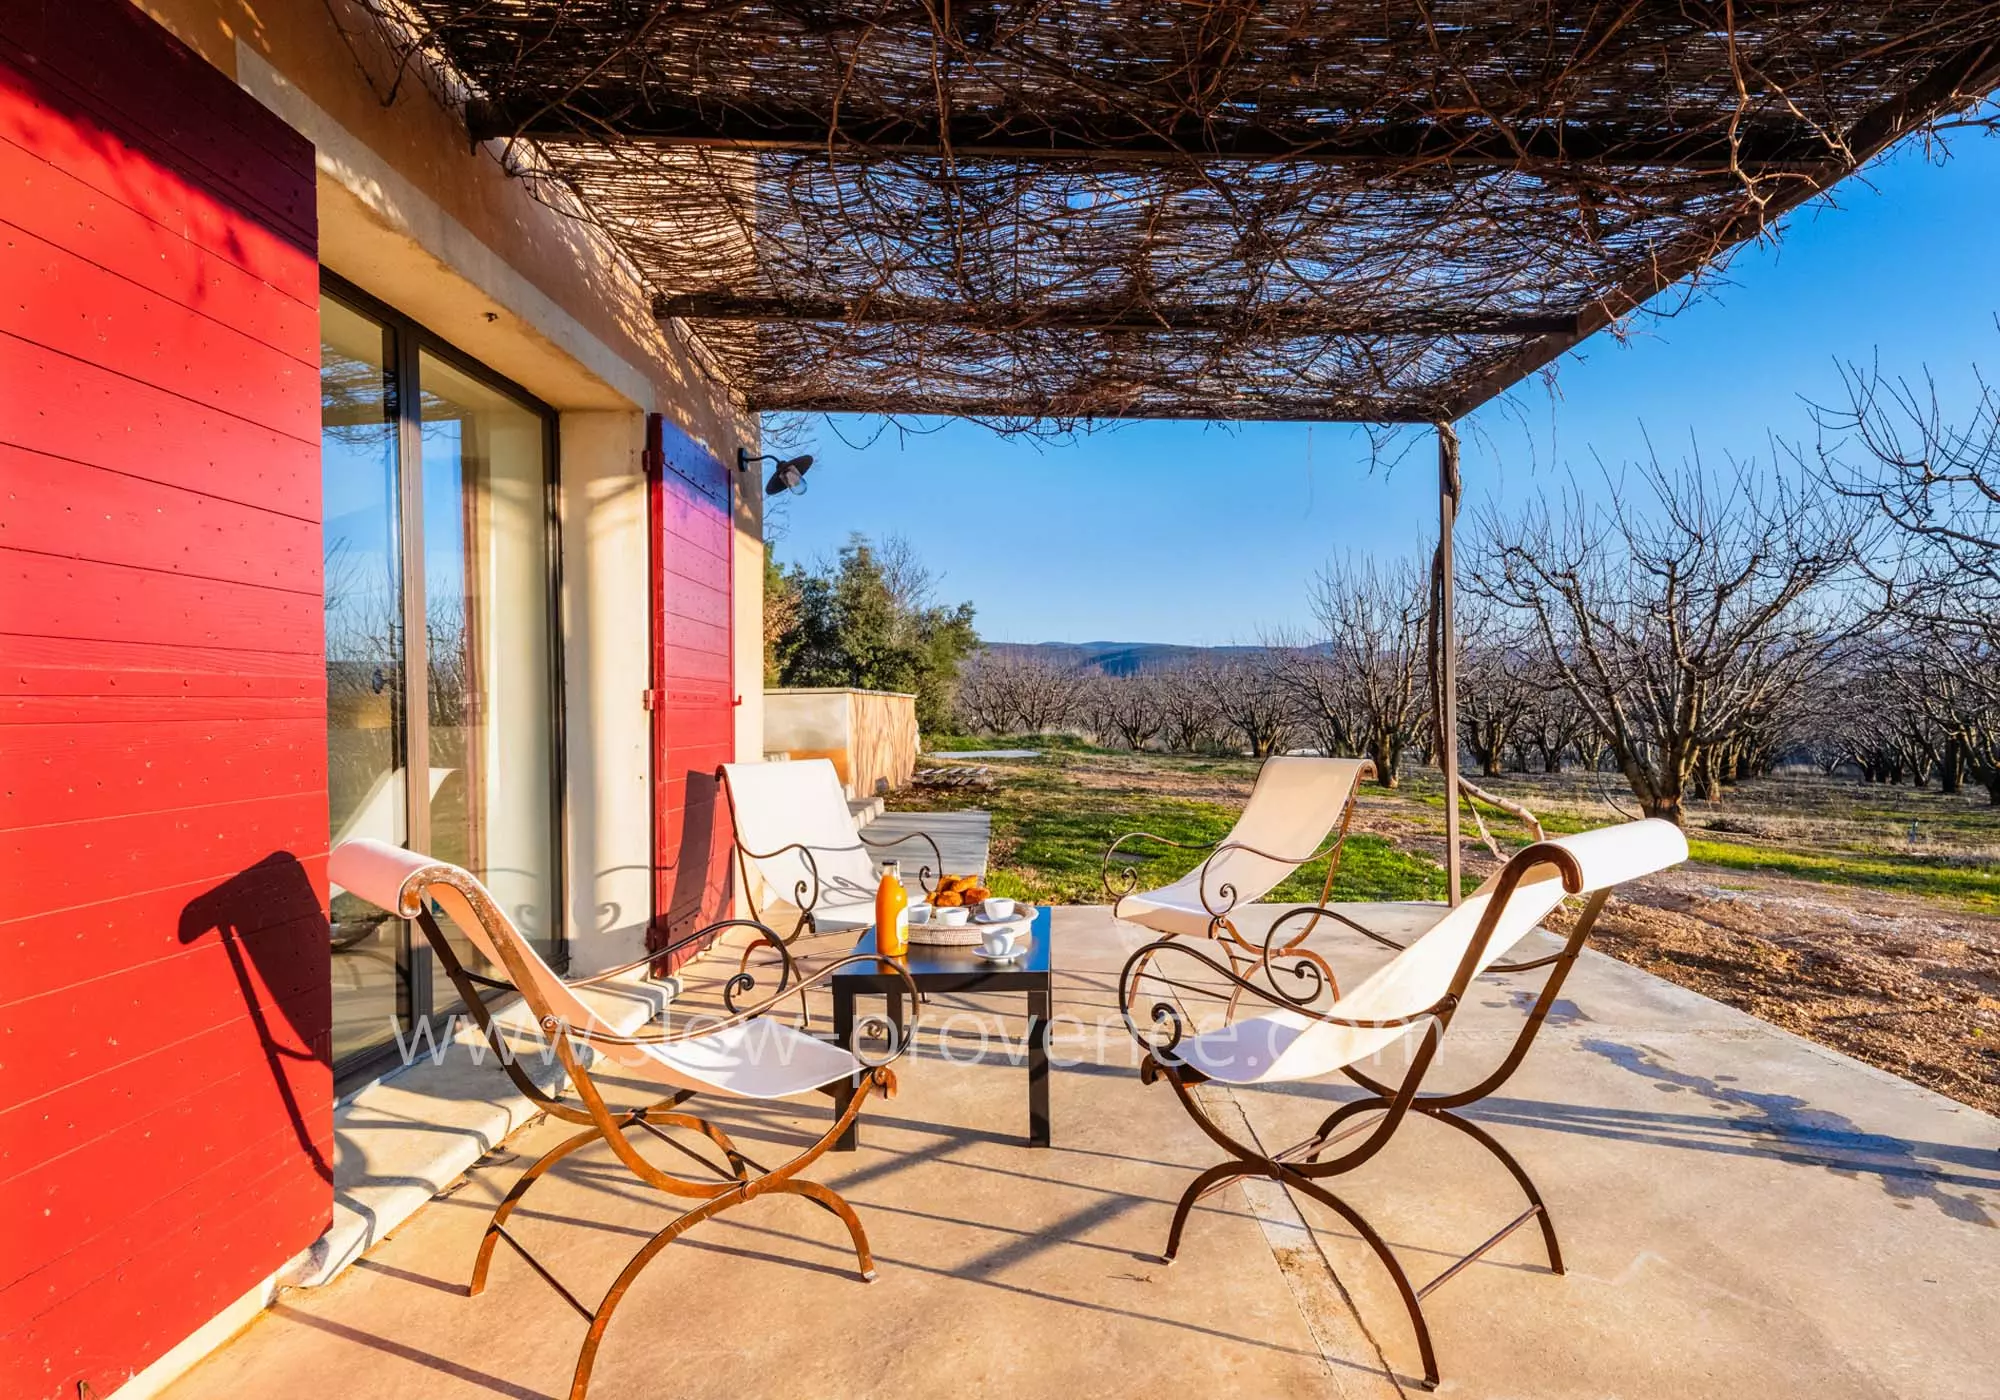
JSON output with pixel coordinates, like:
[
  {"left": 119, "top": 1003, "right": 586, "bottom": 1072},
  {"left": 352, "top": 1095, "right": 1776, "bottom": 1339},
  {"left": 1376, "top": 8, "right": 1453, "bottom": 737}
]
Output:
[{"left": 737, "top": 448, "right": 815, "bottom": 496}]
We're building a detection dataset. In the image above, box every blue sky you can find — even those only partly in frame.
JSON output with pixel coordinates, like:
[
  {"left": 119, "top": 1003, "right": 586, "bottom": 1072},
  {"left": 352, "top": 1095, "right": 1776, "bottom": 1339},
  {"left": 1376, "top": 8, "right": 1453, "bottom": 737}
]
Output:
[{"left": 767, "top": 133, "right": 2000, "bottom": 645}]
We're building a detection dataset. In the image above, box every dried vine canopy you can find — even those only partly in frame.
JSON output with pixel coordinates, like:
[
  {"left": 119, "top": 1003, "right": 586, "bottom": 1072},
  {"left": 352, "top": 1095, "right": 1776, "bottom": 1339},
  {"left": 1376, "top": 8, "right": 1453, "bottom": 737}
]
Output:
[{"left": 375, "top": 1, "right": 2000, "bottom": 426}]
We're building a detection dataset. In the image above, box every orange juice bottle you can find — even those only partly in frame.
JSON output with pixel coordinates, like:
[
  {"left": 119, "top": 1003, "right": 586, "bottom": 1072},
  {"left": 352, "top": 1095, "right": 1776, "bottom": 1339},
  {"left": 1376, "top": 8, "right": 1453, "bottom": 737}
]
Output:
[{"left": 875, "top": 860, "right": 910, "bottom": 957}]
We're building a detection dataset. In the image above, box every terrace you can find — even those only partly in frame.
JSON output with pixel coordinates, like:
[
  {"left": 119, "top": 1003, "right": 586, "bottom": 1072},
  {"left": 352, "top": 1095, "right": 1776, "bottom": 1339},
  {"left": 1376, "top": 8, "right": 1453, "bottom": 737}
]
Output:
[
  {"left": 191, "top": 1, "right": 2000, "bottom": 1393},
  {"left": 161, "top": 903, "right": 1998, "bottom": 1399},
  {"left": 10, "top": 2, "right": 1996, "bottom": 1397}
]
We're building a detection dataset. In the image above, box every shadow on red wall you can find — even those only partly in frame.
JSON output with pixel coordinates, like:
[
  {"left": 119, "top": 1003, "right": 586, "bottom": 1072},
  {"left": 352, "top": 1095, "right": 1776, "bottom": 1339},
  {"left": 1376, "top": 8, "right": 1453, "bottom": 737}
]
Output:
[{"left": 177, "top": 854, "right": 334, "bottom": 1184}]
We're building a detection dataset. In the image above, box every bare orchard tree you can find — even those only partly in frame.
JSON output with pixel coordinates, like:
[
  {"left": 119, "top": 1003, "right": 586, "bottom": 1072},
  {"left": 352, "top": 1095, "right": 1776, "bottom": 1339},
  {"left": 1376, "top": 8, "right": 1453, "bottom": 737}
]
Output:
[
  {"left": 1474, "top": 459, "right": 1862, "bottom": 825},
  {"left": 1275, "top": 656, "right": 1356, "bottom": 757},
  {"left": 1200, "top": 650, "right": 1296, "bottom": 757},
  {"left": 1814, "top": 345, "right": 2000, "bottom": 801},
  {"left": 1307, "top": 553, "right": 1431, "bottom": 787},
  {"left": 1268, "top": 629, "right": 1360, "bottom": 759},
  {"left": 954, "top": 651, "right": 1089, "bottom": 735},
  {"left": 1891, "top": 622, "right": 2000, "bottom": 802},
  {"left": 1156, "top": 663, "right": 1225, "bottom": 755},
  {"left": 1515, "top": 656, "right": 1597, "bottom": 773},
  {"left": 1455, "top": 603, "right": 1539, "bottom": 778},
  {"left": 1082, "top": 671, "right": 1168, "bottom": 751}
]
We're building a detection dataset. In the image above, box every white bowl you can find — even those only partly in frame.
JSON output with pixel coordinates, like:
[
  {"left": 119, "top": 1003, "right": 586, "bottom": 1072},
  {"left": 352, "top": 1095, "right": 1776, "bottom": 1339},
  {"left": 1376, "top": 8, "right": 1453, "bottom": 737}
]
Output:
[
  {"left": 908, "top": 903, "right": 933, "bottom": 926},
  {"left": 935, "top": 906, "right": 971, "bottom": 927},
  {"left": 979, "top": 897, "right": 1017, "bottom": 920}
]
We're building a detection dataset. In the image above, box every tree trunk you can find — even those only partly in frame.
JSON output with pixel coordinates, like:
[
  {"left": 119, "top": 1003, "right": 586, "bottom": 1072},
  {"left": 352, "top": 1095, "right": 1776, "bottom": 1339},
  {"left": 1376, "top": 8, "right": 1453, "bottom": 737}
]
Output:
[
  {"left": 1940, "top": 737, "right": 1963, "bottom": 795},
  {"left": 1643, "top": 791, "right": 1686, "bottom": 825},
  {"left": 1370, "top": 732, "right": 1400, "bottom": 788},
  {"left": 1692, "top": 749, "right": 1720, "bottom": 803}
]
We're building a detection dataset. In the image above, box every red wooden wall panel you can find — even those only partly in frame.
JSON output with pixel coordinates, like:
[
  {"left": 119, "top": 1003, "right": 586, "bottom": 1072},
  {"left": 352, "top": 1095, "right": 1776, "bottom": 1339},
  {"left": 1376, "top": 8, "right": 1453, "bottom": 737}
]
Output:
[
  {"left": 0, "top": 3, "right": 329, "bottom": 1395},
  {"left": 645, "top": 416, "right": 737, "bottom": 964}
]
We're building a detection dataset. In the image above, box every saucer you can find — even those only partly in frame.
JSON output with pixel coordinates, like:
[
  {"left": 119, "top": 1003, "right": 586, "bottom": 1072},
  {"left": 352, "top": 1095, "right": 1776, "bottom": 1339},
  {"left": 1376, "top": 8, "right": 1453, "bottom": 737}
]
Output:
[{"left": 974, "top": 945, "right": 1026, "bottom": 963}]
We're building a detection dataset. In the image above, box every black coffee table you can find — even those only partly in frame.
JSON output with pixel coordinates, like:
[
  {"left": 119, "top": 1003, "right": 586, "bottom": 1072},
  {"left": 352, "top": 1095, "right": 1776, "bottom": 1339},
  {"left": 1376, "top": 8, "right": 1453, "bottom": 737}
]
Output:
[{"left": 830, "top": 906, "right": 1053, "bottom": 1150}]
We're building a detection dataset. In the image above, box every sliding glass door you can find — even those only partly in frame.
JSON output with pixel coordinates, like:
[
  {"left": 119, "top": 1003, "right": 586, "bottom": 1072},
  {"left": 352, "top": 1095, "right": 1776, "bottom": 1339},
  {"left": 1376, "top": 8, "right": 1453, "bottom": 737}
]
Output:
[{"left": 320, "top": 276, "right": 564, "bottom": 1079}]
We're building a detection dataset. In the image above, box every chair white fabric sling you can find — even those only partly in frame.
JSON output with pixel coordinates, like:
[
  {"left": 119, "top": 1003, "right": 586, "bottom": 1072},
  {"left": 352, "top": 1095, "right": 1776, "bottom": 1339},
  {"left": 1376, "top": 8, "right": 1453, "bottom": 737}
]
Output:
[
  {"left": 328, "top": 838, "right": 918, "bottom": 1400},
  {"left": 1120, "top": 818, "right": 1689, "bottom": 1391},
  {"left": 1104, "top": 755, "right": 1375, "bottom": 1012},
  {"left": 719, "top": 758, "right": 942, "bottom": 942},
  {"left": 1106, "top": 755, "right": 1375, "bottom": 940}
]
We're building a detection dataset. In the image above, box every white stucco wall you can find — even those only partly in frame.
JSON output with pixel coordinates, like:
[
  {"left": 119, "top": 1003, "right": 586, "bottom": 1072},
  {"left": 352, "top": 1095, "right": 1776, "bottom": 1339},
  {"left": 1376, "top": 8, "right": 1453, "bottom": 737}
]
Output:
[{"left": 558, "top": 413, "right": 656, "bottom": 976}]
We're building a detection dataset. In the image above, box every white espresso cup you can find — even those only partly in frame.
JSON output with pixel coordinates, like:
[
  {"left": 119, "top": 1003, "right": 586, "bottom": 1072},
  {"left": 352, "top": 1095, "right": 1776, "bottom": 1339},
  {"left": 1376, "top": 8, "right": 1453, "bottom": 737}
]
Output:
[
  {"left": 979, "top": 926, "right": 1021, "bottom": 958},
  {"left": 979, "top": 897, "right": 1017, "bottom": 920}
]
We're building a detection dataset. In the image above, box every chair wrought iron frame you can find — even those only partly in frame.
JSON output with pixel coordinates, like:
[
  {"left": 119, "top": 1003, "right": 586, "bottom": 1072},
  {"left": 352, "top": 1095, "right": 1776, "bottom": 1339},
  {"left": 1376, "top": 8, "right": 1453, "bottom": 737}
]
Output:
[
  {"left": 398, "top": 867, "right": 922, "bottom": 1400},
  {"left": 716, "top": 763, "right": 942, "bottom": 949},
  {"left": 1103, "top": 758, "right": 1377, "bottom": 1015},
  {"left": 1120, "top": 842, "right": 1608, "bottom": 1392}
]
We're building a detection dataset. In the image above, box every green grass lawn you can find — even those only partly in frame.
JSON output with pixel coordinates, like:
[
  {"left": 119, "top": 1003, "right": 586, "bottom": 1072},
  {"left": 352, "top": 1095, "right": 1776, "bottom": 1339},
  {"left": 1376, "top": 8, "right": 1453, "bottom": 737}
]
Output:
[
  {"left": 899, "top": 752, "right": 1449, "bottom": 905},
  {"left": 1683, "top": 837, "right": 2000, "bottom": 913},
  {"left": 901, "top": 744, "right": 2000, "bottom": 914}
]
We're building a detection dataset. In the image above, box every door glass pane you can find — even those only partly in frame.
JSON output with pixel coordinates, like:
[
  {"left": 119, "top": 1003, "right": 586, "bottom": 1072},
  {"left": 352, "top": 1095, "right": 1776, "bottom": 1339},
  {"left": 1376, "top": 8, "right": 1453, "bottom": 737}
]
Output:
[
  {"left": 321, "top": 294, "right": 408, "bottom": 1063},
  {"left": 418, "top": 349, "right": 558, "bottom": 993}
]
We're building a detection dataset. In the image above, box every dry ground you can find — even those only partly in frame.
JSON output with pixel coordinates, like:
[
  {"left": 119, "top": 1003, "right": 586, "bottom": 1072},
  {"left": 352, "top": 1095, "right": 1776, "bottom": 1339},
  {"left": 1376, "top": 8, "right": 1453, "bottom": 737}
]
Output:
[{"left": 905, "top": 745, "right": 2000, "bottom": 1115}]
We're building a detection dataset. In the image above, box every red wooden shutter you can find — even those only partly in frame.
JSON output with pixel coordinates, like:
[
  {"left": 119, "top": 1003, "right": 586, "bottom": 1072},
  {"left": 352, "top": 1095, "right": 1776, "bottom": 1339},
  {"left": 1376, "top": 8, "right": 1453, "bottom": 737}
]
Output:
[
  {"left": 0, "top": 2, "right": 328, "bottom": 1394},
  {"left": 644, "top": 415, "right": 737, "bottom": 965}
]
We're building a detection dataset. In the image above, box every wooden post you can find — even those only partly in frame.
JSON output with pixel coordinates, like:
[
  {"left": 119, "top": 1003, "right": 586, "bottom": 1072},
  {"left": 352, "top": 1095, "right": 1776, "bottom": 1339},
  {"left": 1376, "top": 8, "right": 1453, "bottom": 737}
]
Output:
[{"left": 1437, "top": 422, "right": 1463, "bottom": 906}]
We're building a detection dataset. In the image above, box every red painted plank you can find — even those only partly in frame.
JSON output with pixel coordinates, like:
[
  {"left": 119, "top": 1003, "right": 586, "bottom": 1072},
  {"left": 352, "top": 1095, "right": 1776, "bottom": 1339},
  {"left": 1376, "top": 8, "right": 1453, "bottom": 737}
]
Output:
[
  {"left": 660, "top": 445, "right": 731, "bottom": 508},
  {"left": 0, "top": 550, "right": 322, "bottom": 654},
  {"left": 3, "top": 915, "right": 327, "bottom": 1107},
  {"left": 0, "top": 136, "right": 318, "bottom": 356},
  {"left": 0, "top": 694, "right": 323, "bottom": 727},
  {"left": 0, "top": 791, "right": 327, "bottom": 923},
  {"left": 0, "top": 1002, "right": 328, "bottom": 1184},
  {"left": 0, "top": 447, "right": 320, "bottom": 589},
  {"left": 0, "top": 631, "right": 321, "bottom": 687},
  {"left": 656, "top": 617, "right": 729, "bottom": 662},
  {"left": 0, "top": 1088, "right": 320, "bottom": 1291},
  {"left": 658, "top": 482, "right": 732, "bottom": 544},
  {"left": 662, "top": 537, "right": 731, "bottom": 591},
  {"left": 649, "top": 423, "right": 735, "bottom": 946},
  {"left": 0, "top": 1154, "right": 329, "bottom": 1396},
  {"left": 661, "top": 572, "right": 732, "bottom": 629},
  {"left": 0, "top": 7, "right": 327, "bottom": 1390},
  {"left": 0, "top": 333, "right": 318, "bottom": 518},
  {"left": 0, "top": 854, "right": 330, "bottom": 1008},
  {"left": 659, "top": 642, "right": 731, "bottom": 683},
  {"left": 0, "top": 227, "right": 318, "bottom": 442},
  {"left": 0, "top": 6, "right": 316, "bottom": 251},
  {"left": 0, "top": 72, "right": 316, "bottom": 301},
  {"left": 0, "top": 716, "right": 324, "bottom": 828}
]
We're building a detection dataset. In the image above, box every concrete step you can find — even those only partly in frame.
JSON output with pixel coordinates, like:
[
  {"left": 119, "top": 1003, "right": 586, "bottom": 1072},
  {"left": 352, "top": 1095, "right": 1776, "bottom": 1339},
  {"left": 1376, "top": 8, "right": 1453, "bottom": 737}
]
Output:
[{"left": 288, "top": 975, "right": 669, "bottom": 1288}]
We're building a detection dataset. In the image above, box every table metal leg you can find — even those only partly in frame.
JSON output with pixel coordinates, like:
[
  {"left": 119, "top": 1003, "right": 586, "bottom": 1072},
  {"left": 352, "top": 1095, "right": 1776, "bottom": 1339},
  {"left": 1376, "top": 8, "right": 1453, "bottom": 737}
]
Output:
[
  {"left": 832, "top": 986, "right": 858, "bottom": 1152},
  {"left": 1028, "top": 987, "right": 1051, "bottom": 1147}
]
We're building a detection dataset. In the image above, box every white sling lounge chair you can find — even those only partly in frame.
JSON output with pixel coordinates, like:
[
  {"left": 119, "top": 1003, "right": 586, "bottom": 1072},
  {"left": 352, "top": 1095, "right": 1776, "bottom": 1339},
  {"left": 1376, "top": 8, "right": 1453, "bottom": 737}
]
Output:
[
  {"left": 328, "top": 838, "right": 919, "bottom": 1400},
  {"left": 1120, "top": 818, "right": 1688, "bottom": 1392},
  {"left": 1104, "top": 755, "right": 1375, "bottom": 1005},
  {"left": 719, "top": 758, "right": 942, "bottom": 945}
]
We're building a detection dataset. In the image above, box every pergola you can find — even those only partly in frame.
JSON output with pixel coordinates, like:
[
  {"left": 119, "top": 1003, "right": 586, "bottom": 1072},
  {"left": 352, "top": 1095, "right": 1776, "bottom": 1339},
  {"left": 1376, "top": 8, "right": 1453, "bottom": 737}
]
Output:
[{"left": 362, "top": 0, "right": 2000, "bottom": 893}]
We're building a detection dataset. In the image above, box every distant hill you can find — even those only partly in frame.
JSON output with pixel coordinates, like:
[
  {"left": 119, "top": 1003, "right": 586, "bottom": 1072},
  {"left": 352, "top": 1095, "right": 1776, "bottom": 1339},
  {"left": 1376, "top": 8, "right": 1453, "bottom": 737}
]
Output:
[{"left": 983, "top": 640, "right": 1284, "bottom": 677}]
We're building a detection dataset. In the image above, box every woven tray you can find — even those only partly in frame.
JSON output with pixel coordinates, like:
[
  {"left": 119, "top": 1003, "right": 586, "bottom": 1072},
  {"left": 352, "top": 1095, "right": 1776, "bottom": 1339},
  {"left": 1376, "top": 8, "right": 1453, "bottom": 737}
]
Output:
[{"left": 906, "top": 911, "right": 1035, "bottom": 947}]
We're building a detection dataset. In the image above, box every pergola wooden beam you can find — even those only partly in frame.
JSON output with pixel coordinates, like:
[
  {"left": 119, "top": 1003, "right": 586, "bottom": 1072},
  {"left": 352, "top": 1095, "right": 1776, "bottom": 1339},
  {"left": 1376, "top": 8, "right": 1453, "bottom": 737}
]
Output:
[
  {"left": 655, "top": 293, "right": 1581, "bottom": 338},
  {"left": 466, "top": 97, "right": 1837, "bottom": 171},
  {"left": 745, "top": 391, "right": 1441, "bottom": 422}
]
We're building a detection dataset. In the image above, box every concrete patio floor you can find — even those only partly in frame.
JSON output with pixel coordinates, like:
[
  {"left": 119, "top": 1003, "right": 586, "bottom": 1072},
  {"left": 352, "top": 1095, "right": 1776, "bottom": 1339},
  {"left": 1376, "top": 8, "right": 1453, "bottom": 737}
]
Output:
[{"left": 162, "top": 906, "right": 1999, "bottom": 1400}]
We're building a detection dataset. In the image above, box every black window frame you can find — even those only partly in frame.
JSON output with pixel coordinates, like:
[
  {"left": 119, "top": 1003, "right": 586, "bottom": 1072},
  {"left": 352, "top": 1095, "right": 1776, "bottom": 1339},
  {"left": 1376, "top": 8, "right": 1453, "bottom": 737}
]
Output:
[{"left": 321, "top": 269, "right": 568, "bottom": 1091}]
